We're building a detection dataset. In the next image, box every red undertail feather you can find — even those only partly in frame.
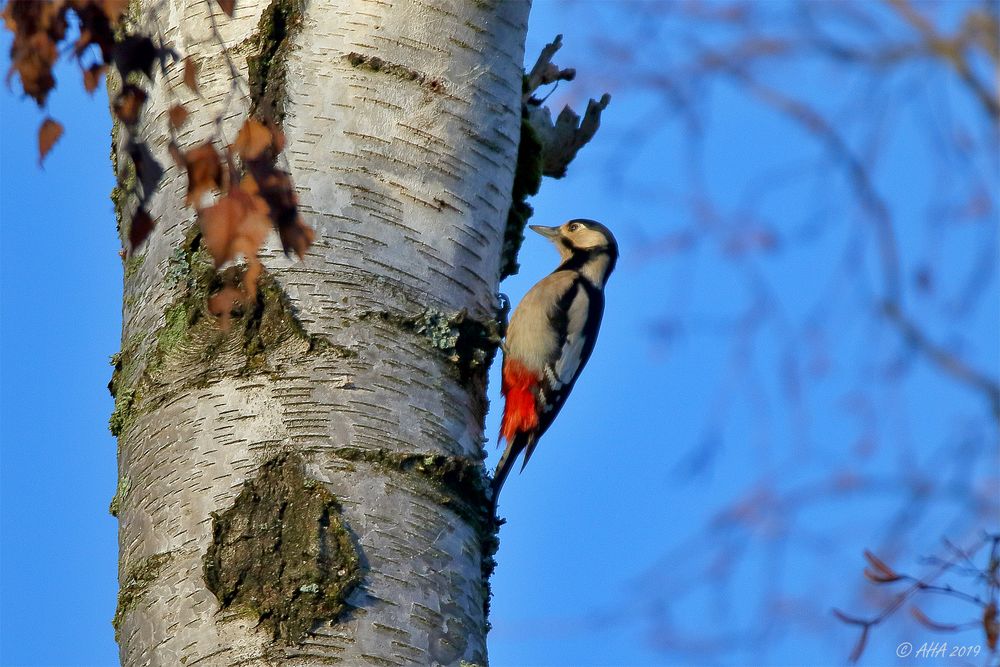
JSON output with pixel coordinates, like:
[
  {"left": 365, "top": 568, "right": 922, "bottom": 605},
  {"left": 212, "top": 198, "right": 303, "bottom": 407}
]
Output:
[{"left": 500, "top": 359, "right": 539, "bottom": 443}]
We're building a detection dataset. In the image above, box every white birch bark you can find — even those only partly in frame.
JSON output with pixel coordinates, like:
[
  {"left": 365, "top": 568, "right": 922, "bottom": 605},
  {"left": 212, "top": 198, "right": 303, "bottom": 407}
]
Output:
[{"left": 111, "top": 1, "right": 530, "bottom": 664}]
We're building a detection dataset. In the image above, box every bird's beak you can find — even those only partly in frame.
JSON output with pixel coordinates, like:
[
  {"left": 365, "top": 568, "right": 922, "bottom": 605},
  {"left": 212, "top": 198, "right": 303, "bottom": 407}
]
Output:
[{"left": 529, "top": 225, "right": 561, "bottom": 240}]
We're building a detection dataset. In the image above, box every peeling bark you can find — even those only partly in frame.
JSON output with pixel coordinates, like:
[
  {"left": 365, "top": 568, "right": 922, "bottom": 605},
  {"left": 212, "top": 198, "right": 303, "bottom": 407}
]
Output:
[{"left": 111, "top": 0, "right": 529, "bottom": 664}]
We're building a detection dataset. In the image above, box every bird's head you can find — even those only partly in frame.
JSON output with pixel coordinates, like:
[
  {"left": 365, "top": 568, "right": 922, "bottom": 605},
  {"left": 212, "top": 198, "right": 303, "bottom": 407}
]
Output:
[
  {"left": 531, "top": 219, "right": 617, "bottom": 262},
  {"left": 530, "top": 219, "right": 617, "bottom": 257},
  {"left": 529, "top": 219, "right": 618, "bottom": 285}
]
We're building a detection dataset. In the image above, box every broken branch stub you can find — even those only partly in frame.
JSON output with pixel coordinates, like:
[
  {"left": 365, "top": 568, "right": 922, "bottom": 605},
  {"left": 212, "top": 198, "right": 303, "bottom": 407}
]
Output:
[
  {"left": 523, "top": 34, "right": 576, "bottom": 105},
  {"left": 527, "top": 93, "right": 611, "bottom": 179},
  {"left": 522, "top": 34, "right": 611, "bottom": 179},
  {"left": 501, "top": 34, "right": 611, "bottom": 278}
]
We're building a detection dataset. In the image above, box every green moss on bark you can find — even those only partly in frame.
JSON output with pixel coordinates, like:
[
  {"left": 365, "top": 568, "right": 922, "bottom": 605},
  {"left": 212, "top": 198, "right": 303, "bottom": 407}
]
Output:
[
  {"left": 203, "top": 453, "right": 362, "bottom": 643},
  {"left": 108, "top": 475, "right": 131, "bottom": 517},
  {"left": 110, "top": 147, "right": 137, "bottom": 238},
  {"left": 344, "top": 52, "right": 445, "bottom": 93},
  {"left": 108, "top": 228, "right": 339, "bottom": 437}
]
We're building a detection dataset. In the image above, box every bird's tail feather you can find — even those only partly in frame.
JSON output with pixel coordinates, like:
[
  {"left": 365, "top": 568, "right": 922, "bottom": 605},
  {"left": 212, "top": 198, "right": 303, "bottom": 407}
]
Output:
[
  {"left": 519, "top": 438, "right": 540, "bottom": 472},
  {"left": 490, "top": 433, "right": 531, "bottom": 516}
]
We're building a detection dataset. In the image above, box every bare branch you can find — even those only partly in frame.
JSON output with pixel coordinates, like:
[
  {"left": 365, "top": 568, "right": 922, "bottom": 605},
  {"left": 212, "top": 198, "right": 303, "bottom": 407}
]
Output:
[{"left": 886, "top": 0, "right": 1000, "bottom": 120}]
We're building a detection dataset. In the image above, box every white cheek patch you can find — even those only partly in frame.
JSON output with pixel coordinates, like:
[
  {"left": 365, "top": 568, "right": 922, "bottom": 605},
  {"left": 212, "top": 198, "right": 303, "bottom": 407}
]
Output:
[{"left": 573, "top": 228, "right": 608, "bottom": 250}]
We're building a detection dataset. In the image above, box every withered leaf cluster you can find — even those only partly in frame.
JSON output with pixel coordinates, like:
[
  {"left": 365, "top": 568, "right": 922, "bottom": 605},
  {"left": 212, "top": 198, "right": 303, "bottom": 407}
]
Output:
[
  {"left": 2, "top": 0, "right": 172, "bottom": 162},
  {"left": 4, "top": 0, "right": 121, "bottom": 106},
  {"left": 5, "top": 0, "right": 316, "bottom": 326},
  {"left": 170, "top": 118, "right": 314, "bottom": 321},
  {"left": 835, "top": 544, "right": 1000, "bottom": 663}
]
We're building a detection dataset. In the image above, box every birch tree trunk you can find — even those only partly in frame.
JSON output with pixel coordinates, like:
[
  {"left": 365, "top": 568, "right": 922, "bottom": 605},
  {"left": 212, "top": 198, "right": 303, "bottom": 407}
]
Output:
[{"left": 109, "top": 1, "right": 529, "bottom": 664}]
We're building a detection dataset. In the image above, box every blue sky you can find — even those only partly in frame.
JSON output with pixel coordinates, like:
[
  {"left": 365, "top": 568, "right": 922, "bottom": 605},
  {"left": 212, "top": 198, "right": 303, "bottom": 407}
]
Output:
[{"left": 2, "top": 2, "right": 997, "bottom": 666}]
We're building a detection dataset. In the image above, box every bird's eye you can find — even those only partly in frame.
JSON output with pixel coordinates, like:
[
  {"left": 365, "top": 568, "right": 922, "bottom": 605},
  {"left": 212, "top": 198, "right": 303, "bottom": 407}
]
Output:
[{"left": 567, "top": 223, "right": 580, "bottom": 232}]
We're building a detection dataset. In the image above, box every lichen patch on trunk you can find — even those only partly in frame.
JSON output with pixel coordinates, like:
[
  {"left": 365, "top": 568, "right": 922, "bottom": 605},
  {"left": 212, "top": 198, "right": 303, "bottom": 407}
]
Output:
[
  {"left": 358, "top": 307, "right": 504, "bottom": 385},
  {"left": 331, "top": 446, "right": 491, "bottom": 524},
  {"left": 113, "top": 551, "right": 173, "bottom": 642},
  {"left": 203, "top": 453, "right": 362, "bottom": 644},
  {"left": 108, "top": 475, "right": 130, "bottom": 517}
]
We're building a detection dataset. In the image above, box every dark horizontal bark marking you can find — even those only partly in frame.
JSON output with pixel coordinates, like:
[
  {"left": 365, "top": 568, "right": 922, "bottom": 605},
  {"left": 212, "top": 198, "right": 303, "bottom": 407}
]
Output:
[{"left": 344, "top": 52, "right": 446, "bottom": 94}]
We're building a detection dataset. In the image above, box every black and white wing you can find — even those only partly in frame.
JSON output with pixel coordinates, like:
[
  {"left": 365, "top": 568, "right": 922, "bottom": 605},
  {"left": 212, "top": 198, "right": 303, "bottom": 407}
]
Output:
[{"left": 522, "top": 276, "right": 605, "bottom": 467}]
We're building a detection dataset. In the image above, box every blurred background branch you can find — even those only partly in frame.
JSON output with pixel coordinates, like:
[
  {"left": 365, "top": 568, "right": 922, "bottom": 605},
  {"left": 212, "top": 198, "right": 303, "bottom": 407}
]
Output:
[{"left": 517, "top": 0, "right": 999, "bottom": 662}]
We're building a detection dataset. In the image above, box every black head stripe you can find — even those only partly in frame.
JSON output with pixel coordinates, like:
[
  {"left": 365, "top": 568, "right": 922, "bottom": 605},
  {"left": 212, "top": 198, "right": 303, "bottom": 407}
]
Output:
[
  {"left": 557, "top": 247, "right": 618, "bottom": 279},
  {"left": 557, "top": 249, "right": 595, "bottom": 273}
]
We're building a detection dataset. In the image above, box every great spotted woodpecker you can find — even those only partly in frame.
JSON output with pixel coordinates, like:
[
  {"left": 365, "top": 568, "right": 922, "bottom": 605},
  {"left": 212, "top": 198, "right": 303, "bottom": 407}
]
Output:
[{"left": 491, "top": 219, "right": 618, "bottom": 512}]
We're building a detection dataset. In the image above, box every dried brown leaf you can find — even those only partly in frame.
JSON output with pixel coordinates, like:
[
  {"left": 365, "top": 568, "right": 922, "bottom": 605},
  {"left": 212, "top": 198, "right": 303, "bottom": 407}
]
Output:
[
  {"left": 245, "top": 163, "right": 313, "bottom": 258},
  {"left": 113, "top": 84, "right": 147, "bottom": 125},
  {"left": 240, "top": 172, "right": 259, "bottom": 195},
  {"left": 198, "top": 187, "right": 270, "bottom": 267},
  {"left": 911, "top": 606, "right": 961, "bottom": 632},
  {"left": 199, "top": 197, "right": 242, "bottom": 266},
  {"left": 985, "top": 601, "right": 998, "bottom": 650},
  {"left": 38, "top": 117, "right": 63, "bottom": 165},
  {"left": 127, "top": 139, "right": 164, "bottom": 199},
  {"left": 216, "top": 0, "right": 235, "bottom": 17},
  {"left": 3, "top": 0, "right": 69, "bottom": 98},
  {"left": 168, "top": 103, "right": 189, "bottom": 129},
  {"left": 863, "top": 568, "right": 903, "bottom": 584},
  {"left": 82, "top": 63, "right": 106, "bottom": 93},
  {"left": 168, "top": 141, "right": 185, "bottom": 168},
  {"left": 268, "top": 123, "right": 285, "bottom": 154},
  {"left": 111, "top": 34, "right": 158, "bottom": 80},
  {"left": 180, "top": 142, "right": 224, "bottom": 207},
  {"left": 2, "top": 0, "right": 65, "bottom": 34},
  {"left": 264, "top": 175, "right": 312, "bottom": 257},
  {"left": 240, "top": 254, "right": 263, "bottom": 301},
  {"left": 208, "top": 285, "right": 244, "bottom": 331},
  {"left": 64, "top": 0, "right": 125, "bottom": 60},
  {"left": 72, "top": 4, "right": 116, "bottom": 61},
  {"left": 233, "top": 118, "right": 273, "bottom": 161},
  {"left": 101, "top": 0, "right": 129, "bottom": 25},
  {"left": 182, "top": 56, "right": 198, "bottom": 93},
  {"left": 277, "top": 214, "right": 314, "bottom": 260},
  {"left": 863, "top": 550, "right": 901, "bottom": 583},
  {"left": 7, "top": 30, "right": 60, "bottom": 106},
  {"left": 128, "top": 207, "right": 155, "bottom": 253}
]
